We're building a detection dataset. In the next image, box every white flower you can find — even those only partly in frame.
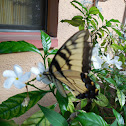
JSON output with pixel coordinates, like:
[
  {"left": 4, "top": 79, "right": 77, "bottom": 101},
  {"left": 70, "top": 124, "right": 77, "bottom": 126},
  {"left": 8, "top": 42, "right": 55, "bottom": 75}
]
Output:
[
  {"left": 31, "top": 62, "right": 51, "bottom": 84},
  {"left": 91, "top": 43, "right": 103, "bottom": 69},
  {"left": 103, "top": 54, "right": 113, "bottom": 65},
  {"left": 103, "top": 54, "right": 122, "bottom": 69},
  {"left": 119, "top": 71, "right": 126, "bottom": 75},
  {"left": 3, "top": 65, "right": 31, "bottom": 89},
  {"left": 91, "top": 55, "right": 103, "bottom": 69},
  {"left": 111, "top": 56, "right": 122, "bottom": 69}
]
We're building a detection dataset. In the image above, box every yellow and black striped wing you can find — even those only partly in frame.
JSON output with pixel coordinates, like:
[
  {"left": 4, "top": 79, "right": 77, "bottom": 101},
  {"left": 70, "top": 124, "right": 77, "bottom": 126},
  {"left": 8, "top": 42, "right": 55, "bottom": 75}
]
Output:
[{"left": 49, "top": 30, "right": 94, "bottom": 96}]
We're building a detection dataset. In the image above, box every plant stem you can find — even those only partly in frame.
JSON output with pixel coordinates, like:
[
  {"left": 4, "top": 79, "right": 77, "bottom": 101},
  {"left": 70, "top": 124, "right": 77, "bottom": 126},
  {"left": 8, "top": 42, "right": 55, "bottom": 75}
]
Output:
[
  {"left": 49, "top": 84, "right": 56, "bottom": 97},
  {"left": 27, "top": 83, "right": 43, "bottom": 91},
  {"left": 27, "top": 78, "right": 36, "bottom": 83}
]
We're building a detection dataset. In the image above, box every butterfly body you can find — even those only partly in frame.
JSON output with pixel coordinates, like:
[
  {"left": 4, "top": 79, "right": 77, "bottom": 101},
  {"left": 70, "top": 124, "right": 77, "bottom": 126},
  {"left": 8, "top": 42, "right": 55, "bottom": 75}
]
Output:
[{"left": 44, "top": 30, "right": 98, "bottom": 99}]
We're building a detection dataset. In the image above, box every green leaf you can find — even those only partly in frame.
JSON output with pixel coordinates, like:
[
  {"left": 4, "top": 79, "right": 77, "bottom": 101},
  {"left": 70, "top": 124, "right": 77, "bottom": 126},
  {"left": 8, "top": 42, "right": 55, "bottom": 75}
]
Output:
[
  {"left": 109, "top": 19, "right": 120, "bottom": 23},
  {"left": 91, "top": 20, "right": 97, "bottom": 29},
  {"left": 0, "top": 90, "right": 49, "bottom": 119},
  {"left": 56, "top": 90, "right": 68, "bottom": 115},
  {"left": 70, "top": 2, "right": 84, "bottom": 15},
  {"left": 89, "top": 6, "right": 99, "bottom": 15},
  {"left": 67, "top": 99, "right": 75, "bottom": 113},
  {"left": 22, "top": 110, "right": 50, "bottom": 126},
  {"left": 81, "top": 99, "right": 88, "bottom": 109},
  {"left": 71, "top": 1, "right": 88, "bottom": 13},
  {"left": 38, "top": 104, "right": 68, "bottom": 126},
  {"left": 0, "top": 41, "right": 42, "bottom": 56},
  {"left": 76, "top": 112, "right": 109, "bottom": 126},
  {"left": 41, "top": 31, "right": 51, "bottom": 55},
  {"left": 111, "top": 44, "right": 124, "bottom": 50},
  {"left": 47, "top": 49, "right": 58, "bottom": 56},
  {"left": 102, "top": 26, "right": 110, "bottom": 33},
  {"left": 97, "top": 32, "right": 102, "bottom": 38},
  {"left": 112, "top": 28, "right": 122, "bottom": 36},
  {"left": 110, "top": 120, "right": 118, "bottom": 126},
  {"left": 104, "top": 77, "right": 116, "bottom": 86},
  {"left": 101, "top": 40, "right": 106, "bottom": 46},
  {"left": 123, "top": 106, "right": 126, "bottom": 122},
  {"left": 113, "top": 109, "right": 124, "bottom": 126},
  {"left": 94, "top": 93, "right": 109, "bottom": 107},
  {"left": 106, "top": 21, "right": 112, "bottom": 27},
  {"left": 21, "top": 104, "right": 56, "bottom": 126},
  {"left": 72, "top": 15, "right": 83, "bottom": 20},
  {"left": 117, "top": 89, "right": 125, "bottom": 108},
  {"left": 115, "top": 75, "right": 122, "bottom": 86},
  {"left": 79, "top": 24, "right": 84, "bottom": 30},
  {"left": 61, "top": 19, "right": 83, "bottom": 27},
  {"left": 47, "top": 57, "right": 52, "bottom": 67},
  {"left": 92, "top": 17, "right": 98, "bottom": 26},
  {"left": 99, "top": 29, "right": 105, "bottom": 37},
  {"left": 71, "top": 119, "right": 81, "bottom": 126},
  {"left": 99, "top": 12, "right": 104, "bottom": 22},
  {"left": 0, "top": 119, "right": 19, "bottom": 126}
]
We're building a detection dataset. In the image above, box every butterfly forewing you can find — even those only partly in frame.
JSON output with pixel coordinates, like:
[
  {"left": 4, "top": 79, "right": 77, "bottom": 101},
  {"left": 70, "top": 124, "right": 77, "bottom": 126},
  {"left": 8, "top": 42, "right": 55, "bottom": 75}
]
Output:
[{"left": 49, "top": 30, "right": 94, "bottom": 96}]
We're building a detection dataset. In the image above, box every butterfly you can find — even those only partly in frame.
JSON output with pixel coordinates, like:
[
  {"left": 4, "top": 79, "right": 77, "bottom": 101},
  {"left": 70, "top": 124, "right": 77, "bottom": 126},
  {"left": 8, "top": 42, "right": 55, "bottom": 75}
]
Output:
[{"left": 44, "top": 30, "right": 98, "bottom": 99}]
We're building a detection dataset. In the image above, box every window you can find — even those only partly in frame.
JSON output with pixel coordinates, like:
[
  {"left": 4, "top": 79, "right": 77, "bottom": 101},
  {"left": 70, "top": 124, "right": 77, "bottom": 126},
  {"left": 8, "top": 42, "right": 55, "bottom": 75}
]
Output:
[
  {"left": 0, "top": 0, "right": 48, "bottom": 31},
  {"left": 0, "top": 0, "right": 59, "bottom": 48}
]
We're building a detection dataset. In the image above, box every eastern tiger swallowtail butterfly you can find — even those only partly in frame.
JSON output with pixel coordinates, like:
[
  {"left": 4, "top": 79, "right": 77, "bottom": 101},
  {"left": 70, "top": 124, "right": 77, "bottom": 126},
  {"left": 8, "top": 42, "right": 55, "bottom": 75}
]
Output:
[{"left": 44, "top": 30, "right": 98, "bottom": 99}]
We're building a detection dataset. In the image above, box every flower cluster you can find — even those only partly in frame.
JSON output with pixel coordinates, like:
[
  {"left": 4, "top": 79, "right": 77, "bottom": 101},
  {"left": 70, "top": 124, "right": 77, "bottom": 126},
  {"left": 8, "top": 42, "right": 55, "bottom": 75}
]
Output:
[
  {"left": 91, "top": 43, "right": 122, "bottom": 70},
  {"left": 3, "top": 63, "right": 51, "bottom": 89}
]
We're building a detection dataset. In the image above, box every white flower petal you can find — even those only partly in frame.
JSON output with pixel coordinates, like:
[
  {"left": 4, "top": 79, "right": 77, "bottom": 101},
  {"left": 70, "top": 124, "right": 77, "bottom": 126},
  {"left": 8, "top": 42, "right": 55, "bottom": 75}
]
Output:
[
  {"left": 93, "top": 61, "right": 102, "bottom": 69},
  {"left": 14, "top": 64, "right": 23, "bottom": 78},
  {"left": 103, "top": 54, "right": 113, "bottom": 65},
  {"left": 3, "top": 70, "right": 16, "bottom": 78},
  {"left": 13, "top": 80, "right": 26, "bottom": 89},
  {"left": 31, "top": 67, "right": 40, "bottom": 75},
  {"left": 119, "top": 71, "right": 126, "bottom": 75},
  {"left": 114, "top": 56, "right": 119, "bottom": 60},
  {"left": 112, "top": 56, "right": 122, "bottom": 69},
  {"left": 36, "top": 74, "right": 43, "bottom": 81},
  {"left": 41, "top": 75, "right": 52, "bottom": 84},
  {"left": 92, "top": 54, "right": 103, "bottom": 69},
  {"left": 19, "top": 72, "right": 31, "bottom": 82},
  {"left": 102, "top": 63, "right": 109, "bottom": 69},
  {"left": 92, "top": 47, "right": 99, "bottom": 56},
  {"left": 38, "top": 62, "right": 45, "bottom": 73},
  {"left": 3, "top": 77, "right": 15, "bottom": 89},
  {"left": 115, "top": 61, "right": 122, "bottom": 69}
]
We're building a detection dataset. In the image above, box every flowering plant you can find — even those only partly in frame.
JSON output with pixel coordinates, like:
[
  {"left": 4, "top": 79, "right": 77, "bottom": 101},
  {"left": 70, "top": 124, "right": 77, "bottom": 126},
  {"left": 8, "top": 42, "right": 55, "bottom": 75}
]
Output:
[{"left": 0, "top": 1, "right": 126, "bottom": 126}]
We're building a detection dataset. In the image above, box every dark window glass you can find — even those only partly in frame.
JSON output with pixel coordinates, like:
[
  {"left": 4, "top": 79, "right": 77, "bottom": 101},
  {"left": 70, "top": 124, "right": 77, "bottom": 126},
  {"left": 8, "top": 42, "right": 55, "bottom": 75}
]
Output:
[{"left": 0, "top": 0, "right": 48, "bottom": 30}]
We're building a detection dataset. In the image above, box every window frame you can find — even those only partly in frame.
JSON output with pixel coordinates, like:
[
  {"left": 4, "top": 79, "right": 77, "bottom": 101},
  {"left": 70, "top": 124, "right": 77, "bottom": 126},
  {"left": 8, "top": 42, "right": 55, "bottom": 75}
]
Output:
[
  {"left": 0, "top": 0, "right": 48, "bottom": 31},
  {"left": 0, "top": 0, "right": 59, "bottom": 48}
]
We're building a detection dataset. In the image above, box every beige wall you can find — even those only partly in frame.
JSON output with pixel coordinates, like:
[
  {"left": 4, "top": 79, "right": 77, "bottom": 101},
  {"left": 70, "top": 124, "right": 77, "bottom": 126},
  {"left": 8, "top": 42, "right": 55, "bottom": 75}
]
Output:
[{"left": 0, "top": 0, "right": 125, "bottom": 125}]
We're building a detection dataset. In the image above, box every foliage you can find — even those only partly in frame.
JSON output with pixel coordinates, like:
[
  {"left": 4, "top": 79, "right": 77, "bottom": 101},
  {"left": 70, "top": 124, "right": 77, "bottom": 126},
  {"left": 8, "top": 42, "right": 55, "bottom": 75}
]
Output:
[{"left": 0, "top": 0, "right": 126, "bottom": 126}]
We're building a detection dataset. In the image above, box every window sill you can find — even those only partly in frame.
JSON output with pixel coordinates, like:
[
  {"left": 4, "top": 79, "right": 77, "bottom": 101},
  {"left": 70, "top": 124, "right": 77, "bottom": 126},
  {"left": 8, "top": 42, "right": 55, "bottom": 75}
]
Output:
[{"left": 0, "top": 32, "right": 58, "bottom": 49}]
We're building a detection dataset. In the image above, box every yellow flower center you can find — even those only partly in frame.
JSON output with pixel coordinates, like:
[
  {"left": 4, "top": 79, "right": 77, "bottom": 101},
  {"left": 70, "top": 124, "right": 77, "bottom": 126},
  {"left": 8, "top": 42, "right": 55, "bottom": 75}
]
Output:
[
  {"left": 39, "top": 74, "right": 42, "bottom": 77},
  {"left": 16, "top": 77, "right": 19, "bottom": 80}
]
